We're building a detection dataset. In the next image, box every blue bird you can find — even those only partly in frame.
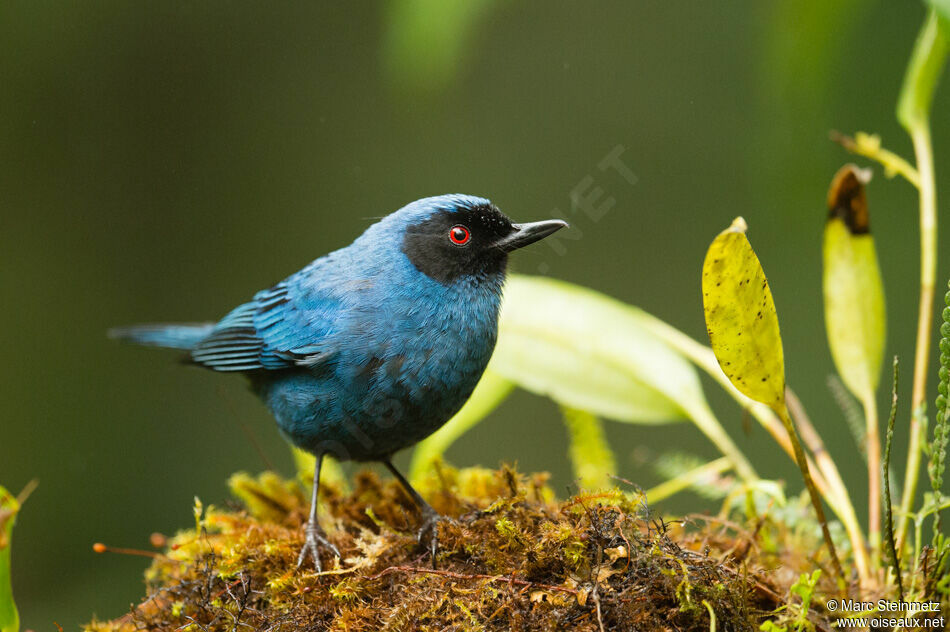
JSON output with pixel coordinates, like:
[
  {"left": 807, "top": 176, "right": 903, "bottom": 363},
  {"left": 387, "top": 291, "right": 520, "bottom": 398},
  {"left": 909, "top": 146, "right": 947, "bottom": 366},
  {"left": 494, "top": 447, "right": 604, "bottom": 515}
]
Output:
[{"left": 111, "top": 194, "right": 566, "bottom": 570}]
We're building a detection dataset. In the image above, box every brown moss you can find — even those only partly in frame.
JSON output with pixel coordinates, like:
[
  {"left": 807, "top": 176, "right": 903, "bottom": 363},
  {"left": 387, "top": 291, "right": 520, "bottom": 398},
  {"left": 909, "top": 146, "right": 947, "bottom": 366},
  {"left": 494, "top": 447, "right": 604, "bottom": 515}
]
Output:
[{"left": 84, "top": 465, "right": 840, "bottom": 631}]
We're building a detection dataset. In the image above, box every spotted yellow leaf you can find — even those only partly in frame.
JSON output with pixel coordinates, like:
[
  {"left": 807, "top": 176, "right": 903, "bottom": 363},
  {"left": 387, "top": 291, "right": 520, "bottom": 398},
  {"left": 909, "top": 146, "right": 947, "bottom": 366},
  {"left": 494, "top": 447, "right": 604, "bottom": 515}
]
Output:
[
  {"left": 702, "top": 217, "right": 785, "bottom": 408},
  {"left": 702, "top": 219, "right": 844, "bottom": 579}
]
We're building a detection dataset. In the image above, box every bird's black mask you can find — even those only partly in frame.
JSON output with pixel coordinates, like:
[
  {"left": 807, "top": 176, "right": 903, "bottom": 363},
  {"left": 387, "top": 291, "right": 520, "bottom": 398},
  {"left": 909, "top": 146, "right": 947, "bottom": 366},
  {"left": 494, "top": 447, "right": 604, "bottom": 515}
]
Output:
[{"left": 401, "top": 204, "right": 514, "bottom": 284}]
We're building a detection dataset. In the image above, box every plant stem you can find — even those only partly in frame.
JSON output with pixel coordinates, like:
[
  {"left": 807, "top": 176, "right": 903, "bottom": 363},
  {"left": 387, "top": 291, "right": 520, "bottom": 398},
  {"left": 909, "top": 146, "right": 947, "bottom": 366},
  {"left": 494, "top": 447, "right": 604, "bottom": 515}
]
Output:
[
  {"left": 897, "top": 124, "right": 937, "bottom": 552},
  {"left": 830, "top": 130, "right": 920, "bottom": 188},
  {"left": 643, "top": 456, "right": 732, "bottom": 504},
  {"left": 786, "top": 388, "right": 871, "bottom": 585},
  {"left": 640, "top": 315, "right": 842, "bottom": 500},
  {"left": 686, "top": 401, "right": 758, "bottom": 482},
  {"left": 895, "top": 8, "right": 949, "bottom": 551},
  {"left": 635, "top": 312, "right": 870, "bottom": 575},
  {"left": 862, "top": 390, "right": 881, "bottom": 569},
  {"left": 774, "top": 403, "right": 845, "bottom": 584}
]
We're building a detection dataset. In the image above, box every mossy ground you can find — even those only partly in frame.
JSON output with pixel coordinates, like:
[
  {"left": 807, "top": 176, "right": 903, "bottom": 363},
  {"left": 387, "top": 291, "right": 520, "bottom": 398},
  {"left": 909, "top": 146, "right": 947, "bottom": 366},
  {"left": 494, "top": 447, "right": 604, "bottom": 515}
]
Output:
[{"left": 85, "top": 466, "right": 867, "bottom": 631}]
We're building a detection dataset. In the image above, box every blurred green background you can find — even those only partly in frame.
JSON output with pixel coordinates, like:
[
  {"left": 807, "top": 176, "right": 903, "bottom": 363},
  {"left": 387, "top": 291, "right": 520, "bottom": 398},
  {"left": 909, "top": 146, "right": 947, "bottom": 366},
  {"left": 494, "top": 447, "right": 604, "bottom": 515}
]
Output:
[{"left": 1, "top": 0, "right": 948, "bottom": 626}]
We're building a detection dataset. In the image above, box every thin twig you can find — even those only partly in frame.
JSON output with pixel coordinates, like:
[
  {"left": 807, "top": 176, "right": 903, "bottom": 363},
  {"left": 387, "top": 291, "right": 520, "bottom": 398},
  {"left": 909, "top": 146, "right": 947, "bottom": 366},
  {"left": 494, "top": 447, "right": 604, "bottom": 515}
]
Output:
[
  {"left": 774, "top": 403, "right": 845, "bottom": 586},
  {"left": 366, "top": 565, "right": 579, "bottom": 595},
  {"left": 593, "top": 587, "right": 605, "bottom": 632},
  {"left": 92, "top": 542, "right": 172, "bottom": 561},
  {"left": 786, "top": 387, "right": 870, "bottom": 585},
  {"left": 15, "top": 479, "right": 38, "bottom": 506}
]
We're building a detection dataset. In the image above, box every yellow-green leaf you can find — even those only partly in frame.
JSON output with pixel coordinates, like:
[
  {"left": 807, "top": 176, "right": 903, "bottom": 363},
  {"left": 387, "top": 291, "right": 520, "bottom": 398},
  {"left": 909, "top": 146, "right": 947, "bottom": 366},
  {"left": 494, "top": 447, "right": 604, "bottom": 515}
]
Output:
[
  {"left": 702, "top": 217, "right": 786, "bottom": 408},
  {"left": 823, "top": 164, "right": 886, "bottom": 398},
  {"left": 0, "top": 486, "right": 20, "bottom": 632},
  {"left": 703, "top": 219, "right": 845, "bottom": 580},
  {"left": 409, "top": 370, "right": 514, "bottom": 483},
  {"left": 561, "top": 407, "right": 616, "bottom": 490},
  {"left": 413, "top": 275, "right": 755, "bottom": 483},
  {"left": 492, "top": 275, "right": 708, "bottom": 423}
]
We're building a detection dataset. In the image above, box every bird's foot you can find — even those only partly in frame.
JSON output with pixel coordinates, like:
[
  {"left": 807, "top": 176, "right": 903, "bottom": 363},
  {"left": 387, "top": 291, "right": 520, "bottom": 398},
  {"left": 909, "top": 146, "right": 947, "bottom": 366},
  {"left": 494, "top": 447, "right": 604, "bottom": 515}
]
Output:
[
  {"left": 296, "top": 523, "right": 341, "bottom": 572},
  {"left": 416, "top": 508, "right": 455, "bottom": 563}
]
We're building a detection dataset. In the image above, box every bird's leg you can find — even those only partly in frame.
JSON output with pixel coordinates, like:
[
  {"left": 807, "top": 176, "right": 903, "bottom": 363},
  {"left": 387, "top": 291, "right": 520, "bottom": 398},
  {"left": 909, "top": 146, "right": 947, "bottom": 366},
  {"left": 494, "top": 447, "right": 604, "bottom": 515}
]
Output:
[
  {"left": 382, "top": 459, "right": 450, "bottom": 561},
  {"left": 297, "top": 452, "right": 341, "bottom": 571}
]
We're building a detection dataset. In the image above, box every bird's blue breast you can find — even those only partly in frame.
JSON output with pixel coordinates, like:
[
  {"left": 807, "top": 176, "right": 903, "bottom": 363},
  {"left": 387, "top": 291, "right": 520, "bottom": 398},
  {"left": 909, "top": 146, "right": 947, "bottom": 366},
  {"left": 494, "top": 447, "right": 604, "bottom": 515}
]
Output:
[{"left": 253, "top": 244, "right": 505, "bottom": 461}]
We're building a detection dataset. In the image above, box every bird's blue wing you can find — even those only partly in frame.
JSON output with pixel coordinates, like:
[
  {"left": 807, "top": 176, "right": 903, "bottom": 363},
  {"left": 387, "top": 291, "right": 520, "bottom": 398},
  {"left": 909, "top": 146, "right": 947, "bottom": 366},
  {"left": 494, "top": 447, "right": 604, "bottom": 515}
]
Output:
[{"left": 190, "top": 277, "right": 341, "bottom": 372}]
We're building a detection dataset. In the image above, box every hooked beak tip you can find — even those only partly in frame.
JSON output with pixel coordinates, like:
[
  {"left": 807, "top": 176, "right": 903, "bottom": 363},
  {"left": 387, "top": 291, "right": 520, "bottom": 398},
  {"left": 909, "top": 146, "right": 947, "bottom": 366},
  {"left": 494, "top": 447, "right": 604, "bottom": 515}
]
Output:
[{"left": 496, "top": 219, "right": 569, "bottom": 252}]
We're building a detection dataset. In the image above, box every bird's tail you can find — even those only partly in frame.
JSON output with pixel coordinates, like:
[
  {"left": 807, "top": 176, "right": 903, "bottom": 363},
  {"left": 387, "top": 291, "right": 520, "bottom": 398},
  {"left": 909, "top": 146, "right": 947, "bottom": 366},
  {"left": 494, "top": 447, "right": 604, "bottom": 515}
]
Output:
[{"left": 108, "top": 323, "right": 215, "bottom": 350}]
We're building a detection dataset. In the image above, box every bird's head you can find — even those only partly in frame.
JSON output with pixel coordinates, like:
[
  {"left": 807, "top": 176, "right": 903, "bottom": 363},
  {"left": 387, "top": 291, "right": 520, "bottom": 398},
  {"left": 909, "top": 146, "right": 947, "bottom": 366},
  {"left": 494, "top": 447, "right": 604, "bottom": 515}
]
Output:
[{"left": 386, "top": 194, "right": 567, "bottom": 284}]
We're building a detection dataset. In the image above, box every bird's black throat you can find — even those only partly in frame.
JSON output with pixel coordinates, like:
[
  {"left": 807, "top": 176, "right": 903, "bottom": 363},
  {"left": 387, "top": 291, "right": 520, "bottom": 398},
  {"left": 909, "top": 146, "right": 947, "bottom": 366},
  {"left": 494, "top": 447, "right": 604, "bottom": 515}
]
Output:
[{"left": 401, "top": 204, "right": 513, "bottom": 284}]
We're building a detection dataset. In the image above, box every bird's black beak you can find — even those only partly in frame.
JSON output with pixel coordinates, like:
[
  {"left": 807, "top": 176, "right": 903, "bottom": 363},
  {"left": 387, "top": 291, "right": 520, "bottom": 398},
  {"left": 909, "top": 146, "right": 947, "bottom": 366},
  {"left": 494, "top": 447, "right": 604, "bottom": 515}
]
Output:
[{"left": 494, "top": 219, "right": 569, "bottom": 252}]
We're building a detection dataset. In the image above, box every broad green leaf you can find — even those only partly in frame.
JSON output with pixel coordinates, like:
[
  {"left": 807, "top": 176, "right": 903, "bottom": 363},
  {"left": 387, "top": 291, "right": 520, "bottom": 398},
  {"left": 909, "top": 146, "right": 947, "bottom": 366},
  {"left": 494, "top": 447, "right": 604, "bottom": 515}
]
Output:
[
  {"left": 409, "top": 370, "right": 514, "bottom": 483},
  {"left": 822, "top": 165, "right": 886, "bottom": 399},
  {"left": 493, "top": 275, "right": 708, "bottom": 424},
  {"left": 702, "top": 217, "right": 786, "bottom": 408},
  {"left": 561, "top": 407, "right": 616, "bottom": 490},
  {"left": 0, "top": 486, "right": 20, "bottom": 632},
  {"left": 412, "top": 276, "right": 755, "bottom": 483}
]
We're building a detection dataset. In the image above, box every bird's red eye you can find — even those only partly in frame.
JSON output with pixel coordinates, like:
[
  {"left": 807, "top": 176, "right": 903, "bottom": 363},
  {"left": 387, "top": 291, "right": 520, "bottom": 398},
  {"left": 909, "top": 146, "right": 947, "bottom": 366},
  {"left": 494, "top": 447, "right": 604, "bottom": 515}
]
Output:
[{"left": 449, "top": 225, "right": 471, "bottom": 245}]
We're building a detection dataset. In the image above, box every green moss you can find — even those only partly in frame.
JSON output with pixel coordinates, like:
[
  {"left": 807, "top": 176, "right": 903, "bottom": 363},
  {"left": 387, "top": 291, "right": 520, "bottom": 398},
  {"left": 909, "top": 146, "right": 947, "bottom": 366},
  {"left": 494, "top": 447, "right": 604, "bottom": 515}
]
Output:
[{"left": 85, "top": 466, "right": 844, "bottom": 631}]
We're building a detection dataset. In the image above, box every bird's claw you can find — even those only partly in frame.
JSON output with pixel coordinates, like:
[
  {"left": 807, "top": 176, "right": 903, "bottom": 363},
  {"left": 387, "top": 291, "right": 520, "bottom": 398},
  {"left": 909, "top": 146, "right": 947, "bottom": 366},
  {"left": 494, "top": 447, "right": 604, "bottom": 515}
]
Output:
[
  {"left": 296, "top": 524, "right": 341, "bottom": 572},
  {"left": 417, "top": 510, "right": 455, "bottom": 563}
]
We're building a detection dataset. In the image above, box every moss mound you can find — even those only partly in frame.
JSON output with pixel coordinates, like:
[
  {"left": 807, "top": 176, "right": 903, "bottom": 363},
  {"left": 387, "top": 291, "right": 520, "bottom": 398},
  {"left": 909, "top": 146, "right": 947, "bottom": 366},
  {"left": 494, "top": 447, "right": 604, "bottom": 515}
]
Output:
[{"left": 85, "top": 466, "right": 829, "bottom": 631}]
